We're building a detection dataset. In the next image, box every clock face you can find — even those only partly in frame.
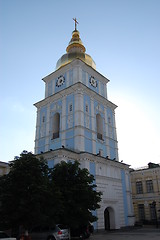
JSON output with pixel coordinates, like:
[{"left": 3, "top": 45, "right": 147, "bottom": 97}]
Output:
[
  {"left": 89, "top": 76, "right": 97, "bottom": 88},
  {"left": 56, "top": 75, "right": 65, "bottom": 87}
]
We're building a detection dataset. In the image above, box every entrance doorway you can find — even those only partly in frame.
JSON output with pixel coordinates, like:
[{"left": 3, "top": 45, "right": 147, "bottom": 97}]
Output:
[{"left": 104, "top": 207, "right": 115, "bottom": 230}]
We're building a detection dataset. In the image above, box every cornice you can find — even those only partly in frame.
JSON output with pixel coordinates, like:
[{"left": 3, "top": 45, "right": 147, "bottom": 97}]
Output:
[
  {"left": 42, "top": 59, "right": 110, "bottom": 84},
  {"left": 36, "top": 148, "right": 129, "bottom": 170},
  {"left": 34, "top": 82, "right": 117, "bottom": 110}
]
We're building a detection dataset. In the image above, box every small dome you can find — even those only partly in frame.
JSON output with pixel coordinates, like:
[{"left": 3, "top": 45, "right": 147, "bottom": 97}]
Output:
[{"left": 56, "top": 26, "right": 96, "bottom": 70}]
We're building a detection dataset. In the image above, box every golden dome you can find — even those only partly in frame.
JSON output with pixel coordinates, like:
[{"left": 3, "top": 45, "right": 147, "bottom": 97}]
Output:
[{"left": 56, "top": 22, "right": 96, "bottom": 70}]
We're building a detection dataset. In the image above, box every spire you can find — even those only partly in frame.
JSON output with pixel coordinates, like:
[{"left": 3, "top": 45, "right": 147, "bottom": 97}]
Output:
[
  {"left": 66, "top": 18, "right": 86, "bottom": 53},
  {"left": 55, "top": 19, "right": 96, "bottom": 70}
]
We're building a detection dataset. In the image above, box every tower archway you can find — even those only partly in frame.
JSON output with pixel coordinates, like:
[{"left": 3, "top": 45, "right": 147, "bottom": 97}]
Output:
[
  {"left": 96, "top": 113, "right": 103, "bottom": 140},
  {"left": 52, "top": 112, "right": 60, "bottom": 139},
  {"left": 104, "top": 207, "right": 115, "bottom": 230}
]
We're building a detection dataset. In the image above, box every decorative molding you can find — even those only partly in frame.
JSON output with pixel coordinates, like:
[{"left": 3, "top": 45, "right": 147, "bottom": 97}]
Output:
[
  {"left": 103, "top": 199, "right": 118, "bottom": 204},
  {"left": 67, "top": 115, "right": 73, "bottom": 128}
]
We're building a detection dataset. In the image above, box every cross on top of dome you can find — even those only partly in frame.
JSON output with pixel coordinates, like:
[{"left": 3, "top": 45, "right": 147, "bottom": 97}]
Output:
[{"left": 73, "top": 17, "right": 79, "bottom": 31}]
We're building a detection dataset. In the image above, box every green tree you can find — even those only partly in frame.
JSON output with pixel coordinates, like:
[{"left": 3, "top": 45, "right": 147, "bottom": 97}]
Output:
[
  {"left": 0, "top": 151, "right": 62, "bottom": 231},
  {"left": 50, "top": 161, "right": 102, "bottom": 229},
  {"left": 0, "top": 153, "right": 101, "bottom": 233}
]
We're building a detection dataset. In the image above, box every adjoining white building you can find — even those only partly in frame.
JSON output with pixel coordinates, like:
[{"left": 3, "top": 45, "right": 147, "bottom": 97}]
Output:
[
  {"left": 34, "top": 21, "right": 134, "bottom": 230},
  {"left": 0, "top": 161, "right": 9, "bottom": 176}
]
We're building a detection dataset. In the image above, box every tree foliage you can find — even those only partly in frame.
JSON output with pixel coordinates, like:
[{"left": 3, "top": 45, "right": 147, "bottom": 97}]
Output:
[
  {"left": 0, "top": 152, "right": 101, "bottom": 231},
  {"left": 50, "top": 161, "right": 102, "bottom": 228},
  {"left": 0, "top": 151, "right": 60, "bottom": 230}
]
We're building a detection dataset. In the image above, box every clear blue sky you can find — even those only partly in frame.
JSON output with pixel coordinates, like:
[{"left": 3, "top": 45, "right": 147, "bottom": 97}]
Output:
[{"left": 1, "top": 0, "right": 160, "bottom": 168}]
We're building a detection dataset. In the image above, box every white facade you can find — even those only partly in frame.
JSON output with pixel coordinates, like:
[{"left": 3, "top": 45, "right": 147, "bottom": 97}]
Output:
[
  {"left": 34, "top": 27, "right": 134, "bottom": 230},
  {"left": 36, "top": 149, "right": 134, "bottom": 230}
]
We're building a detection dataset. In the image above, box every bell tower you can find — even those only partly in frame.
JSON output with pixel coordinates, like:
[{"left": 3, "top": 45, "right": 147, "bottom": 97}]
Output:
[
  {"left": 34, "top": 20, "right": 134, "bottom": 230},
  {"left": 34, "top": 22, "right": 118, "bottom": 161}
]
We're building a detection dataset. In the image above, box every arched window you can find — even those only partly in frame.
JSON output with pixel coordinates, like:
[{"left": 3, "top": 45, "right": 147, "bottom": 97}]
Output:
[
  {"left": 52, "top": 112, "right": 60, "bottom": 139},
  {"left": 96, "top": 113, "right": 103, "bottom": 140}
]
